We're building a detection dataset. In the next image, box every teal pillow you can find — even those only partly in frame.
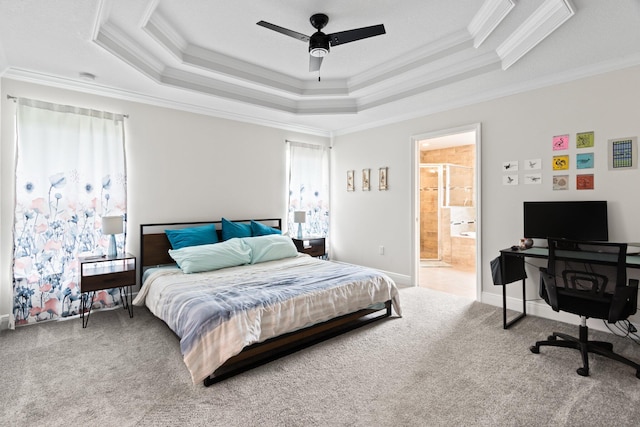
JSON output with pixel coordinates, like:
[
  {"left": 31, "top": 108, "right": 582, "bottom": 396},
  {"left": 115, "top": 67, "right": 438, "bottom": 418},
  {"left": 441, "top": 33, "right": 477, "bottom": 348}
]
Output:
[
  {"left": 222, "top": 218, "right": 252, "bottom": 240},
  {"left": 165, "top": 224, "right": 218, "bottom": 250},
  {"left": 251, "top": 220, "right": 281, "bottom": 236},
  {"left": 242, "top": 235, "right": 299, "bottom": 264},
  {"left": 168, "top": 238, "right": 251, "bottom": 273}
]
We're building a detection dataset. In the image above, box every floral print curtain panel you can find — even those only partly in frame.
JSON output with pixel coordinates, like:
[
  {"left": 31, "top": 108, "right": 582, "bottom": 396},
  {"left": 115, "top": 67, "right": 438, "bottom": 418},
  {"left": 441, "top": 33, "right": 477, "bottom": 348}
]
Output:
[
  {"left": 12, "top": 98, "right": 126, "bottom": 325},
  {"left": 287, "top": 141, "right": 329, "bottom": 238}
]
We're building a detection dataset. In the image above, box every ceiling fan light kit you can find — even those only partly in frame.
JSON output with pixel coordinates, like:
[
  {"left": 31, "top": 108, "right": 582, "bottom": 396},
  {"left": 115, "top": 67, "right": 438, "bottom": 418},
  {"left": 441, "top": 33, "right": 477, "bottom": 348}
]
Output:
[{"left": 257, "top": 13, "right": 385, "bottom": 73}]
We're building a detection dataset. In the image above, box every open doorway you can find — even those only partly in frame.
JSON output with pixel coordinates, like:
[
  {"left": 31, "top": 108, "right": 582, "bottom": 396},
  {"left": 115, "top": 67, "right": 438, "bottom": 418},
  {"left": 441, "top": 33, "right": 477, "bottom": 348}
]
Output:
[{"left": 412, "top": 124, "right": 481, "bottom": 300}]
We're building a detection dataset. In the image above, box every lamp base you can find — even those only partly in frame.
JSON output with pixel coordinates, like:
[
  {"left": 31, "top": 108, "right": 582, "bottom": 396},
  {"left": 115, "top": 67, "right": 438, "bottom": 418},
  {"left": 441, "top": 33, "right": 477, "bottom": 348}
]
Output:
[
  {"left": 107, "top": 235, "right": 117, "bottom": 257},
  {"left": 297, "top": 223, "right": 303, "bottom": 239}
]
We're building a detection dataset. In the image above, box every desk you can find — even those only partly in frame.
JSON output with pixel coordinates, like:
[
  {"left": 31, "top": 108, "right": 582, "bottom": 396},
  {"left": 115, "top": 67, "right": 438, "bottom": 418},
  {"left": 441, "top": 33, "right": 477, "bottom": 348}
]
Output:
[{"left": 497, "top": 247, "right": 640, "bottom": 329}]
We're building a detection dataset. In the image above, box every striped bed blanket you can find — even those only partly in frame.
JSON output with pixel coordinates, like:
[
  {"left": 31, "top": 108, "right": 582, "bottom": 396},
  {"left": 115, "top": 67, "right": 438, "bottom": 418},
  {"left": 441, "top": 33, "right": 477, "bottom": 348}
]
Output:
[{"left": 133, "top": 255, "right": 401, "bottom": 383}]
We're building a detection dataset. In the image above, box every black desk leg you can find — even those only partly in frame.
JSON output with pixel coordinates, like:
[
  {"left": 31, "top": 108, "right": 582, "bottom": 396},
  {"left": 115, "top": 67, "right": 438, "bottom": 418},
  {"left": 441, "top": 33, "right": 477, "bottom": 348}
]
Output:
[{"left": 503, "top": 279, "right": 527, "bottom": 329}]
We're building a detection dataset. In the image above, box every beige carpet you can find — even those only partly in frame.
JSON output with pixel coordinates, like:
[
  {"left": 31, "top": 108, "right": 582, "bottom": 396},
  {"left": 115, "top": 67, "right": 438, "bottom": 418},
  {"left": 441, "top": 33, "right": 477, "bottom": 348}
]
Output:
[{"left": 1, "top": 286, "right": 639, "bottom": 426}]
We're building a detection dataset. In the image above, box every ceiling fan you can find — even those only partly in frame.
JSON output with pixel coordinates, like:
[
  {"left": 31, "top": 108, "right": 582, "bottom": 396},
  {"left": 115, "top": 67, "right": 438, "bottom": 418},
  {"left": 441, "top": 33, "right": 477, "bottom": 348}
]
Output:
[{"left": 257, "top": 13, "right": 386, "bottom": 73}]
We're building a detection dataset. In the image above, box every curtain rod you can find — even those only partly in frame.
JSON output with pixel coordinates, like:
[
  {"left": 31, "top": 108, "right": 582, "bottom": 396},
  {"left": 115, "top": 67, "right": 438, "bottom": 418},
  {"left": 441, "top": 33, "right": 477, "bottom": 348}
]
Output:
[{"left": 6, "top": 94, "right": 129, "bottom": 118}]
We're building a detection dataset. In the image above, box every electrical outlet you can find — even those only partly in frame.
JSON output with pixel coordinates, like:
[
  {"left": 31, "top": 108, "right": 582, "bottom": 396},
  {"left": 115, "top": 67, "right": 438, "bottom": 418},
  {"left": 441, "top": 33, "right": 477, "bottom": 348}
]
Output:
[{"left": 379, "top": 245, "right": 384, "bottom": 255}]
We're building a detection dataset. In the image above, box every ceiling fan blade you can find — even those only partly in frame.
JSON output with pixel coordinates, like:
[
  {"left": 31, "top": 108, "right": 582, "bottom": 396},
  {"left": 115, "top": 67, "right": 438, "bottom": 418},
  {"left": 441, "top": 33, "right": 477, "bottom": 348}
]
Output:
[
  {"left": 328, "top": 24, "right": 386, "bottom": 46},
  {"left": 256, "top": 21, "right": 309, "bottom": 42},
  {"left": 309, "top": 55, "right": 323, "bottom": 72}
]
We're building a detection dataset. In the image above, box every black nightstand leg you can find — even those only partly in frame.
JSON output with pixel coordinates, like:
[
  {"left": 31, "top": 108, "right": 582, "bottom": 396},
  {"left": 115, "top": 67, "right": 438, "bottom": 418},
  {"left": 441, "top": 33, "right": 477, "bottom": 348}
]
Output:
[
  {"left": 119, "top": 286, "right": 133, "bottom": 318},
  {"left": 81, "top": 292, "right": 96, "bottom": 328}
]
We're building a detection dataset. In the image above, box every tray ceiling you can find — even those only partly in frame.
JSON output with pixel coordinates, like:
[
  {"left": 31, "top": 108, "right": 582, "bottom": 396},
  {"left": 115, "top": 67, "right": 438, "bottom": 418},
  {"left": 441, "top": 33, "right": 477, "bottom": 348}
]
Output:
[{"left": 1, "top": 0, "right": 640, "bottom": 136}]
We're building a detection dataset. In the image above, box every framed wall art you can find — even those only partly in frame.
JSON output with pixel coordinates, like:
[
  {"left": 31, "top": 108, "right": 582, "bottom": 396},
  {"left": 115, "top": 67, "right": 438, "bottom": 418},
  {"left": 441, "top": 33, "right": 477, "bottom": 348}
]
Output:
[
  {"left": 576, "top": 152, "right": 594, "bottom": 169},
  {"left": 552, "top": 155, "right": 569, "bottom": 170},
  {"left": 576, "top": 131, "right": 594, "bottom": 149},
  {"left": 502, "top": 161, "right": 518, "bottom": 172},
  {"left": 553, "top": 134, "right": 569, "bottom": 151},
  {"left": 379, "top": 167, "right": 388, "bottom": 190},
  {"left": 608, "top": 136, "right": 637, "bottom": 170},
  {"left": 347, "top": 170, "right": 355, "bottom": 191},
  {"left": 553, "top": 175, "right": 569, "bottom": 190},
  {"left": 577, "top": 174, "right": 594, "bottom": 190},
  {"left": 362, "top": 168, "right": 370, "bottom": 191},
  {"left": 503, "top": 175, "right": 518, "bottom": 185}
]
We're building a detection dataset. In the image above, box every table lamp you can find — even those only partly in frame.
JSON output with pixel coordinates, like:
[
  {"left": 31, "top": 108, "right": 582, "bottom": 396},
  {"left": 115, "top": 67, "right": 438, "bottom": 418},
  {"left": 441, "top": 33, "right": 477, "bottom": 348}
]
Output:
[
  {"left": 294, "top": 211, "right": 306, "bottom": 239},
  {"left": 102, "top": 215, "right": 123, "bottom": 257}
]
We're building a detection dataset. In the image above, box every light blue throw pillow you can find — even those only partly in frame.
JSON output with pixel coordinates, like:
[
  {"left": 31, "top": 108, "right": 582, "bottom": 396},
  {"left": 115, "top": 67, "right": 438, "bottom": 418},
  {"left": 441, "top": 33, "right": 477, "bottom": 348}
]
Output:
[
  {"left": 165, "top": 224, "right": 218, "bottom": 250},
  {"left": 221, "top": 218, "right": 252, "bottom": 241},
  {"left": 242, "top": 235, "right": 299, "bottom": 264},
  {"left": 250, "top": 220, "right": 282, "bottom": 236},
  {"left": 168, "top": 238, "right": 251, "bottom": 273}
]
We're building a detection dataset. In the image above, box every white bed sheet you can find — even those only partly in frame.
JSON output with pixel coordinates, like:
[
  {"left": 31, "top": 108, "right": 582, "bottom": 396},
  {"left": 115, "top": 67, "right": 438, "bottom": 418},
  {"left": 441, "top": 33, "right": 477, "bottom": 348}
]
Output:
[{"left": 133, "top": 255, "right": 401, "bottom": 383}]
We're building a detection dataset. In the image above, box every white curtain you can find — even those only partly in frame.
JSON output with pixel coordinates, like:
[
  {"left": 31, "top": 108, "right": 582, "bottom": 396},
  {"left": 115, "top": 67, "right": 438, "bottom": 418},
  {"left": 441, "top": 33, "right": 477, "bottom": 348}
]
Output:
[
  {"left": 12, "top": 98, "right": 127, "bottom": 325},
  {"left": 287, "top": 141, "right": 330, "bottom": 239}
]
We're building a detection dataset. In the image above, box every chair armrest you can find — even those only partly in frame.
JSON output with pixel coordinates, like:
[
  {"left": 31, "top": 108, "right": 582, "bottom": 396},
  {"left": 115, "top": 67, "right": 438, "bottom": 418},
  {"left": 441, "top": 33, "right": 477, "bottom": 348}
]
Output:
[
  {"left": 608, "top": 279, "right": 639, "bottom": 322},
  {"left": 539, "top": 267, "right": 559, "bottom": 312}
]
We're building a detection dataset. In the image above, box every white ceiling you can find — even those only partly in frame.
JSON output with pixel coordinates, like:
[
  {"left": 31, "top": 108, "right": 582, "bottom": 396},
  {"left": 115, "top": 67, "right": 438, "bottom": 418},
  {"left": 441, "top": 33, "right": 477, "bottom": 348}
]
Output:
[{"left": 1, "top": 0, "right": 640, "bottom": 137}]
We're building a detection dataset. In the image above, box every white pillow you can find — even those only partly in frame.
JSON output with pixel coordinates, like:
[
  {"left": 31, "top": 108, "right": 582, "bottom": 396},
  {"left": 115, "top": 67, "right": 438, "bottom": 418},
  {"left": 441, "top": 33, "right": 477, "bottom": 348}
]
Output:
[
  {"left": 242, "top": 235, "right": 299, "bottom": 264},
  {"left": 168, "top": 238, "right": 251, "bottom": 273}
]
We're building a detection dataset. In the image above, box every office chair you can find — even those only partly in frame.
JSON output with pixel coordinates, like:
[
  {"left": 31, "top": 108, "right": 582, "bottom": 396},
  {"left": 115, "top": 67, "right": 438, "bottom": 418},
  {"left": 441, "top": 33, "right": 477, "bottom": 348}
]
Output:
[{"left": 530, "top": 238, "right": 640, "bottom": 378}]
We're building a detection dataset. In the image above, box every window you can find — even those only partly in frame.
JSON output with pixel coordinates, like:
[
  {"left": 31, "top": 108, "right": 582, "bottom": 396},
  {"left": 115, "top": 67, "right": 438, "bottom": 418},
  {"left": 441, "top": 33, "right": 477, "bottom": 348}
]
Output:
[
  {"left": 12, "top": 98, "right": 127, "bottom": 325},
  {"left": 286, "top": 141, "right": 329, "bottom": 239}
]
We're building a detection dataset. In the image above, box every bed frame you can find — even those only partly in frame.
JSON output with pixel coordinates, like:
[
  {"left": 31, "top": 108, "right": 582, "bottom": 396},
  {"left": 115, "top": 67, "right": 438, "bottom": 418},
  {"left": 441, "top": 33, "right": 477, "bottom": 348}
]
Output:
[{"left": 139, "top": 219, "right": 393, "bottom": 386}]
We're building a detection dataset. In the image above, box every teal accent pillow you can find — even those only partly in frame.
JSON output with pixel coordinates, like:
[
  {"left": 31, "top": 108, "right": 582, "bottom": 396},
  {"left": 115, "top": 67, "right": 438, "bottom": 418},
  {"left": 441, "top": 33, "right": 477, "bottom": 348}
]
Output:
[
  {"left": 250, "top": 220, "right": 281, "bottom": 236},
  {"left": 168, "top": 238, "right": 251, "bottom": 273},
  {"left": 165, "top": 224, "right": 218, "bottom": 250},
  {"left": 242, "top": 235, "right": 299, "bottom": 264},
  {"left": 221, "top": 218, "right": 252, "bottom": 240}
]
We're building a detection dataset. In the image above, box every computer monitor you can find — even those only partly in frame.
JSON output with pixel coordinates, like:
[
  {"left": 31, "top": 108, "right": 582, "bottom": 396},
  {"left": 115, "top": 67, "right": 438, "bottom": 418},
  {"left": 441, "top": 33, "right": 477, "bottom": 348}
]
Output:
[{"left": 523, "top": 201, "right": 608, "bottom": 242}]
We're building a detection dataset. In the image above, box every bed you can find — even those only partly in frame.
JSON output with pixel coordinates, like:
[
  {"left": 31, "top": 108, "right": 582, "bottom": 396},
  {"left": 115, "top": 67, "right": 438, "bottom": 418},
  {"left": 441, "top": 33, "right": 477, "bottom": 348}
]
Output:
[{"left": 133, "top": 219, "right": 401, "bottom": 386}]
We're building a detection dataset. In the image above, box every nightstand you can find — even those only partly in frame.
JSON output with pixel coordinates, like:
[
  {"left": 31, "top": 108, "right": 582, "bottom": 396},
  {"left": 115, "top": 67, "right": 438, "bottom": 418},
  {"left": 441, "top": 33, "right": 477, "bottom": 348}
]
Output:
[
  {"left": 292, "top": 237, "right": 326, "bottom": 259},
  {"left": 79, "top": 253, "right": 136, "bottom": 328}
]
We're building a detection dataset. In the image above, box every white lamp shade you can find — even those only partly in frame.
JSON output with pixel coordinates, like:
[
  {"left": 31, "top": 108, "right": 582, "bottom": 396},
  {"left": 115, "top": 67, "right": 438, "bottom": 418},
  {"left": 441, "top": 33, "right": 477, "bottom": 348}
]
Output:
[
  {"left": 102, "top": 215, "right": 123, "bottom": 235},
  {"left": 294, "top": 211, "right": 306, "bottom": 223}
]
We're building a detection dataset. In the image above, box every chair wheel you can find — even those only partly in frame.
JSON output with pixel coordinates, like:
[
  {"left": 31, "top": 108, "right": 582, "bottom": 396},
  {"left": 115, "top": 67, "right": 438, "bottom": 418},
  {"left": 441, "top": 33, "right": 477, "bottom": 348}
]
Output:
[
  {"left": 577, "top": 367, "right": 589, "bottom": 377},
  {"left": 530, "top": 346, "right": 539, "bottom": 354},
  {"left": 548, "top": 335, "right": 557, "bottom": 341}
]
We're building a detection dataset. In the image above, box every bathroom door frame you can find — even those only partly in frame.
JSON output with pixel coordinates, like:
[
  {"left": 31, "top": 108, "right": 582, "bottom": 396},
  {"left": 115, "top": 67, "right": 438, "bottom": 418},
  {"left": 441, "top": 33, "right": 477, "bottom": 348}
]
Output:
[{"left": 411, "top": 123, "right": 482, "bottom": 301}]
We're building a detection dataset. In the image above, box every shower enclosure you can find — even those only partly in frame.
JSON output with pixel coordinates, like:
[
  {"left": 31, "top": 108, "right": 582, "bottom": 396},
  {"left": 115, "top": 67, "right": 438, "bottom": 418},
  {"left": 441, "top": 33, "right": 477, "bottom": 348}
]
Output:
[{"left": 420, "top": 163, "right": 474, "bottom": 261}]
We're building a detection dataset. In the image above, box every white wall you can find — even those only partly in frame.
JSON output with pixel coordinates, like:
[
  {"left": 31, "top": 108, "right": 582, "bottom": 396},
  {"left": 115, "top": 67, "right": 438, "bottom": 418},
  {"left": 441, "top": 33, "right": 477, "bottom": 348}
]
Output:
[
  {"left": 3, "top": 65, "right": 640, "bottom": 327},
  {"left": 0, "top": 78, "right": 329, "bottom": 323},
  {"left": 332, "top": 65, "right": 640, "bottom": 323}
]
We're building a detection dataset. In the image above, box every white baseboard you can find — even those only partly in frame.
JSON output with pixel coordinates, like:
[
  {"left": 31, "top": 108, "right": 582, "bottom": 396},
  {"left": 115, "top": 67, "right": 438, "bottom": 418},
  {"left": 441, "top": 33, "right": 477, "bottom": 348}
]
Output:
[
  {"left": 481, "top": 290, "right": 639, "bottom": 334},
  {"left": 0, "top": 314, "right": 14, "bottom": 331},
  {"left": 382, "top": 271, "right": 411, "bottom": 287}
]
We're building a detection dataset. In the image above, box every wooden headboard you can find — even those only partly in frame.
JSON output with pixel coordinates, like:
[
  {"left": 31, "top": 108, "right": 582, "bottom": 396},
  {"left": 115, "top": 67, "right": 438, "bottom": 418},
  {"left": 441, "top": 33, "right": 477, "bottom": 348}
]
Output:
[{"left": 139, "top": 218, "right": 282, "bottom": 282}]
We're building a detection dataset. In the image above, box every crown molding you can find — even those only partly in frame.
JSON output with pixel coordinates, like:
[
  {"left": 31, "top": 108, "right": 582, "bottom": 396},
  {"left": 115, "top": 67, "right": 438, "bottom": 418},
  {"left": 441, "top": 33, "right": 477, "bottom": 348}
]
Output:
[
  {"left": 1, "top": 67, "right": 332, "bottom": 137},
  {"left": 497, "top": 0, "right": 575, "bottom": 70},
  {"left": 468, "top": 0, "right": 515, "bottom": 48},
  {"left": 91, "top": 0, "right": 578, "bottom": 114}
]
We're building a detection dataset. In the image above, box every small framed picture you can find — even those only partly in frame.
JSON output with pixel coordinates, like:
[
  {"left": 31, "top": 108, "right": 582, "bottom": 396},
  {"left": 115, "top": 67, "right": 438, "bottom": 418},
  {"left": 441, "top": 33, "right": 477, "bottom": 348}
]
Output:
[
  {"left": 347, "top": 170, "right": 355, "bottom": 192},
  {"left": 553, "top": 134, "right": 569, "bottom": 151},
  {"left": 576, "top": 131, "right": 594, "bottom": 149},
  {"left": 553, "top": 175, "right": 569, "bottom": 190},
  {"left": 576, "top": 152, "right": 594, "bottom": 169},
  {"left": 502, "top": 161, "right": 518, "bottom": 172},
  {"left": 608, "top": 136, "right": 637, "bottom": 170},
  {"left": 362, "top": 168, "right": 370, "bottom": 191},
  {"left": 503, "top": 174, "right": 518, "bottom": 185},
  {"left": 552, "top": 155, "right": 569, "bottom": 170},
  {"left": 524, "top": 159, "right": 541, "bottom": 170},
  {"left": 379, "top": 167, "right": 388, "bottom": 190},
  {"left": 577, "top": 174, "right": 594, "bottom": 190}
]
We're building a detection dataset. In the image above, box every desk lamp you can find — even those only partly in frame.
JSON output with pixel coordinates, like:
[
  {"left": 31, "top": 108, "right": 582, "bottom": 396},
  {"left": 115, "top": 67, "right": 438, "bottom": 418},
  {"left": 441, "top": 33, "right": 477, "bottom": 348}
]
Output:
[
  {"left": 102, "top": 215, "right": 123, "bottom": 257},
  {"left": 294, "top": 211, "right": 306, "bottom": 239}
]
